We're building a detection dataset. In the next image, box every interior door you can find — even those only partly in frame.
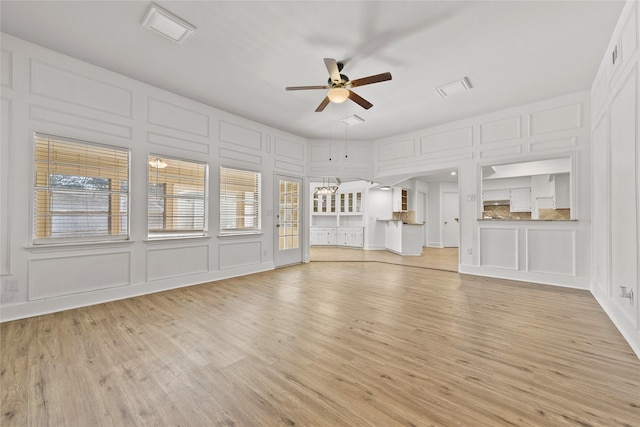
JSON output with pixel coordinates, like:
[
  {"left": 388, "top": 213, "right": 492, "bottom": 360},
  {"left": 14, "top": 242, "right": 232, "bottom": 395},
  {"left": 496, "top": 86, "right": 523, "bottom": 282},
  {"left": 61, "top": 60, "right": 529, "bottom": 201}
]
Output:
[
  {"left": 274, "top": 175, "right": 303, "bottom": 267},
  {"left": 443, "top": 192, "right": 459, "bottom": 247},
  {"left": 417, "top": 192, "right": 426, "bottom": 247}
]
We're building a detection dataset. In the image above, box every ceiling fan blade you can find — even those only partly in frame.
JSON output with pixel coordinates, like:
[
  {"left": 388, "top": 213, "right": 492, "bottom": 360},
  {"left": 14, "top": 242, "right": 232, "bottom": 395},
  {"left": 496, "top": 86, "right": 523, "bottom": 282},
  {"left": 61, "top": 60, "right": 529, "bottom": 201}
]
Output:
[
  {"left": 324, "top": 58, "right": 342, "bottom": 84},
  {"left": 348, "top": 91, "right": 373, "bottom": 110},
  {"left": 286, "top": 85, "right": 329, "bottom": 91},
  {"left": 349, "top": 72, "right": 392, "bottom": 88},
  {"left": 315, "top": 96, "right": 331, "bottom": 112}
]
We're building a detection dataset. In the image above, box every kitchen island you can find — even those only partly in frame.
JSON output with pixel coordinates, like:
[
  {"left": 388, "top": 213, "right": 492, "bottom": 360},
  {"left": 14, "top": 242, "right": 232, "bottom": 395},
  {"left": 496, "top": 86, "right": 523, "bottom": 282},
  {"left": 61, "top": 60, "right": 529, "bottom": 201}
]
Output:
[{"left": 380, "top": 219, "right": 424, "bottom": 256}]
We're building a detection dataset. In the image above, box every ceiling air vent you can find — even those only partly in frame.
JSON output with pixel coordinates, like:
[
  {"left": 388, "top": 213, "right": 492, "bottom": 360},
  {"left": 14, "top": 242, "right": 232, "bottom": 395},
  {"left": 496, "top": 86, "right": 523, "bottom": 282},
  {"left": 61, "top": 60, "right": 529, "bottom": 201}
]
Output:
[
  {"left": 436, "top": 77, "right": 472, "bottom": 98},
  {"left": 142, "top": 3, "right": 196, "bottom": 45}
]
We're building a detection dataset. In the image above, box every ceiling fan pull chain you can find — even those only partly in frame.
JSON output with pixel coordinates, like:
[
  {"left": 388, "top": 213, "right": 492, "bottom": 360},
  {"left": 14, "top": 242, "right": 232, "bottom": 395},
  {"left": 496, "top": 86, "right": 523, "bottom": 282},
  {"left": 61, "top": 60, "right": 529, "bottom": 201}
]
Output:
[{"left": 345, "top": 119, "right": 349, "bottom": 158}]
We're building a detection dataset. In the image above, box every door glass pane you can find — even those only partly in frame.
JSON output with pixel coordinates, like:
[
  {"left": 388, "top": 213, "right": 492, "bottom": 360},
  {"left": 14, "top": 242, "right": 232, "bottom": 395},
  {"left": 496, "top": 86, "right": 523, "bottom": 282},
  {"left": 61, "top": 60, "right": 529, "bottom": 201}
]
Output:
[{"left": 278, "top": 179, "right": 300, "bottom": 250}]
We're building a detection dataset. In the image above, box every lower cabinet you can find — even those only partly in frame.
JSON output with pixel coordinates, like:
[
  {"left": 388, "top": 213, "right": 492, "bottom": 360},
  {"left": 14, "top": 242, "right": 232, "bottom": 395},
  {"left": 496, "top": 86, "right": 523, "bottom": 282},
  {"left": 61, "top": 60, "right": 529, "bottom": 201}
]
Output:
[{"left": 311, "top": 227, "right": 363, "bottom": 247}]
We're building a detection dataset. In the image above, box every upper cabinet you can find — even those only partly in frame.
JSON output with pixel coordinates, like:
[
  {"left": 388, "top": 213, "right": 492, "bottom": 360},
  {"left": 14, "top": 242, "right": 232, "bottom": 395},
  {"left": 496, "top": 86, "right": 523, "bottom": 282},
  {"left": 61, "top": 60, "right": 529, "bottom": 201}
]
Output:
[
  {"left": 510, "top": 188, "right": 531, "bottom": 212},
  {"left": 312, "top": 190, "right": 363, "bottom": 214},
  {"left": 392, "top": 188, "right": 408, "bottom": 211},
  {"left": 483, "top": 189, "right": 511, "bottom": 201}
]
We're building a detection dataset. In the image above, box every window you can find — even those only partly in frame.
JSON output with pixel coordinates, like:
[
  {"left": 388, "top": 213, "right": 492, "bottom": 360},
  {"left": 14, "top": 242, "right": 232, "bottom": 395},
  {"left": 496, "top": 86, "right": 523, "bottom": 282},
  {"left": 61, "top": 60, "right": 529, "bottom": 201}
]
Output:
[
  {"left": 33, "top": 133, "right": 129, "bottom": 243},
  {"left": 220, "top": 167, "right": 261, "bottom": 234},
  {"left": 148, "top": 155, "right": 208, "bottom": 238}
]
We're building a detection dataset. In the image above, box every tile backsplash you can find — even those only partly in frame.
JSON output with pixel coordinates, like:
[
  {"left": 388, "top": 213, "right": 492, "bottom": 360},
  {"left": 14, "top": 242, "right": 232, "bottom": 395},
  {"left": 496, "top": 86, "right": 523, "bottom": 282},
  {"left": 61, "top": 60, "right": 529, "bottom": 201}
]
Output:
[
  {"left": 483, "top": 205, "right": 532, "bottom": 220},
  {"left": 483, "top": 205, "right": 571, "bottom": 220},
  {"left": 538, "top": 208, "right": 571, "bottom": 220},
  {"left": 392, "top": 210, "right": 417, "bottom": 223}
]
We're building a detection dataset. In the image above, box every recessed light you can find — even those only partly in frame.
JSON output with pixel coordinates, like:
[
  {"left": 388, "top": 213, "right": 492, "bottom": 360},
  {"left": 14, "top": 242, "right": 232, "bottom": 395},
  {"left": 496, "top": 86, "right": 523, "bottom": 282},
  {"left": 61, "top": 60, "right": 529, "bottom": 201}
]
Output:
[
  {"left": 380, "top": 186, "right": 391, "bottom": 191},
  {"left": 436, "top": 77, "right": 472, "bottom": 98},
  {"left": 451, "top": 171, "right": 457, "bottom": 175},
  {"left": 339, "top": 115, "right": 365, "bottom": 126},
  {"left": 142, "top": 4, "right": 196, "bottom": 45}
]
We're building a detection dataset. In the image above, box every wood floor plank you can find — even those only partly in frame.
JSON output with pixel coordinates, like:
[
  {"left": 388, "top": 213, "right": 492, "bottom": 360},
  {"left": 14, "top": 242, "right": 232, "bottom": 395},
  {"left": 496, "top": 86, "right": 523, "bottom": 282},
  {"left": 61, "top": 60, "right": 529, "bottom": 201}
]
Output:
[{"left": 2, "top": 260, "right": 639, "bottom": 426}]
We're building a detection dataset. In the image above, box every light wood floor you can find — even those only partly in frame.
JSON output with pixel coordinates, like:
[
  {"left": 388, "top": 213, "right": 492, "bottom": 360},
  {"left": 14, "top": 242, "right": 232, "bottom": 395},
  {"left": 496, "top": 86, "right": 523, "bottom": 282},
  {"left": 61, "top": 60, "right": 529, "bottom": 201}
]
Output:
[
  {"left": 2, "top": 262, "right": 639, "bottom": 426},
  {"left": 311, "top": 246, "right": 459, "bottom": 272}
]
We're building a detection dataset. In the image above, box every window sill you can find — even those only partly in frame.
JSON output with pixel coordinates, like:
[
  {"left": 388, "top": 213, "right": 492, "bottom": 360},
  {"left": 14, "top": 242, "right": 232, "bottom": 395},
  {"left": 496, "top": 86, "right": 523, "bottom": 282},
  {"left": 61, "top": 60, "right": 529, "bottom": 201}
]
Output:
[
  {"left": 144, "top": 235, "right": 211, "bottom": 244},
  {"left": 218, "top": 231, "right": 263, "bottom": 238},
  {"left": 26, "top": 239, "right": 134, "bottom": 253}
]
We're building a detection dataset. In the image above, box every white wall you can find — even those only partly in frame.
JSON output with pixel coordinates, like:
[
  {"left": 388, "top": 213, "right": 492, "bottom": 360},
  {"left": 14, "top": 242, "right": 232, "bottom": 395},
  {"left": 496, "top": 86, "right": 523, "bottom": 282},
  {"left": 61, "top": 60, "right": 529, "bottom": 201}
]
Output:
[
  {"left": 364, "top": 189, "right": 392, "bottom": 250},
  {"left": 372, "top": 90, "right": 592, "bottom": 290},
  {"left": 590, "top": 0, "right": 639, "bottom": 357},
  {"left": 0, "top": 34, "right": 308, "bottom": 321}
]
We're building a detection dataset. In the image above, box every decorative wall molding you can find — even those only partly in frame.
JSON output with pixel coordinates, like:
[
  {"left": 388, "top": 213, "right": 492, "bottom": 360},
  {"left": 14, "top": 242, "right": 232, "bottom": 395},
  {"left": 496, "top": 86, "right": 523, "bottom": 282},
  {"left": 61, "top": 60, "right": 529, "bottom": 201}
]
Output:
[
  {"left": 479, "top": 227, "right": 518, "bottom": 270},
  {"left": 219, "top": 241, "right": 262, "bottom": 269},
  {"left": 29, "top": 252, "right": 131, "bottom": 300},
  {"left": 219, "top": 120, "right": 261, "bottom": 151},
  {"left": 1, "top": 49, "right": 12, "bottom": 88},
  {"left": 147, "top": 131, "right": 210, "bottom": 154},
  {"left": 420, "top": 126, "right": 473, "bottom": 153},
  {"left": 275, "top": 137, "right": 304, "bottom": 160},
  {"left": 219, "top": 147, "right": 262, "bottom": 165},
  {"left": 479, "top": 116, "right": 521, "bottom": 144},
  {"left": 528, "top": 103, "right": 583, "bottom": 136},
  {"left": 30, "top": 104, "right": 133, "bottom": 139},
  {"left": 526, "top": 228, "right": 576, "bottom": 276},
  {"left": 146, "top": 245, "right": 209, "bottom": 282},
  {"left": 148, "top": 97, "right": 210, "bottom": 137},
  {"left": 30, "top": 59, "right": 133, "bottom": 118}
]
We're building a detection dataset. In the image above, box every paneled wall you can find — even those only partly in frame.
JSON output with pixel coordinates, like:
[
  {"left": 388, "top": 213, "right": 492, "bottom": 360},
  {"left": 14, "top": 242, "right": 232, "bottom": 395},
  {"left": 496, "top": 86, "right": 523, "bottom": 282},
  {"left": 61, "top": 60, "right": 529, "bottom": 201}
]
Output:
[
  {"left": 372, "top": 91, "right": 591, "bottom": 289},
  {"left": 0, "top": 34, "right": 307, "bottom": 320},
  {"left": 307, "top": 139, "right": 373, "bottom": 180},
  {"left": 590, "top": 0, "right": 639, "bottom": 356}
]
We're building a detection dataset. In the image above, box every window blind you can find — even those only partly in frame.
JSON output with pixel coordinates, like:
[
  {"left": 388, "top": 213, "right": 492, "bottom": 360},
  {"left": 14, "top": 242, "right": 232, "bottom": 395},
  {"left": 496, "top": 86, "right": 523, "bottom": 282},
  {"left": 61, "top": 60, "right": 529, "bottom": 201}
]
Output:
[
  {"left": 33, "top": 133, "right": 129, "bottom": 243},
  {"left": 220, "top": 167, "right": 261, "bottom": 233},
  {"left": 148, "top": 155, "right": 208, "bottom": 238}
]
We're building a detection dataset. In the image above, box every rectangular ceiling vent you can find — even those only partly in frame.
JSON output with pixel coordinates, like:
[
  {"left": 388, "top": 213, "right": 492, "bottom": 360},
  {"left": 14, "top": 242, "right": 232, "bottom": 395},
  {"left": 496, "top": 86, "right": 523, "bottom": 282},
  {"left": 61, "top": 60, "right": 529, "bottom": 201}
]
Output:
[
  {"left": 340, "top": 115, "right": 365, "bottom": 126},
  {"left": 436, "top": 77, "right": 472, "bottom": 98},
  {"left": 142, "top": 3, "right": 196, "bottom": 45}
]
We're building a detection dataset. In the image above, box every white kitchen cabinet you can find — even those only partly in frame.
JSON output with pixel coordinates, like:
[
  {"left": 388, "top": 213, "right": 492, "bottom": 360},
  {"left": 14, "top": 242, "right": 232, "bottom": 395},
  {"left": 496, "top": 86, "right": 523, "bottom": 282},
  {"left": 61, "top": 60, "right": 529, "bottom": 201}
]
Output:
[
  {"left": 337, "top": 227, "right": 364, "bottom": 247},
  {"left": 312, "top": 227, "right": 363, "bottom": 247},
  {"left": 510, "top": 188, "right": 531, "bottom": 212},
  {"left": 483, "top": 189, "right": 511, "bottom": 201},
  {"left": 339, "top": 191, "right": 363, "bottom": 213},
  {"left": 554, "top": 173, "right": 571, "bottom": 209},
  {"left": 312, "top": 193, "right": 337, "bottom": 213},
  {"left": 310, "top": 227, "right": 337, "bottom": 245},
  {"left": 392, "top": 188, "right": 408, "bottom": 211}
]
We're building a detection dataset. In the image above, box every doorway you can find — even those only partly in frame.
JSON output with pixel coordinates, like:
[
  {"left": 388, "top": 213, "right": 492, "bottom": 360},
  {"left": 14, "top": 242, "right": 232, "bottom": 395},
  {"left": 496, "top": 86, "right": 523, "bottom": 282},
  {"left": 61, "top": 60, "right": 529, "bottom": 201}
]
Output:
[
  {"left": 442, "top": 191, "right": 459, "bottom": 248},
  {"left": 274, "top": 175, "right": 303, "bottom": 267}
]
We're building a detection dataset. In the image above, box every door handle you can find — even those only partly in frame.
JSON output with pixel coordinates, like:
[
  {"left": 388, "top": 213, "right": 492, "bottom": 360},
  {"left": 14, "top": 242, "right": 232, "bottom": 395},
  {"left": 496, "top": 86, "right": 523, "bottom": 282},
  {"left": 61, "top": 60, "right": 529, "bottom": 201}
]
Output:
[
  {"left": 454, "top": 218, "right": 459, "bottom": 222},
  {"left": 276, "top": 224, "right": 280, "bottom": 228},
  {"left": 444, "top": 221, "right": 447, "bottom": 225}
]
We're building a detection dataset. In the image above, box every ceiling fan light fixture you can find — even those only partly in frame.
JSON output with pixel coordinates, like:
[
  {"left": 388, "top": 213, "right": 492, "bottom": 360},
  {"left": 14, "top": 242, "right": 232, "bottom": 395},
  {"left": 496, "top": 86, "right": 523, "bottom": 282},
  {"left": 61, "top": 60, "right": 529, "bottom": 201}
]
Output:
[{"left": 327, "top": 87, "right": 349, "bottom": 103}]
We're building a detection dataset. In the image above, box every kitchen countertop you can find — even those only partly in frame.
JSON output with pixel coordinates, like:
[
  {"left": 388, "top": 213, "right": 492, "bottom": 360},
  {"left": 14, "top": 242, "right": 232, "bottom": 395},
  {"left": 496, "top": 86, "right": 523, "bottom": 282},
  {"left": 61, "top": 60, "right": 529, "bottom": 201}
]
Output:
[
  {"left": 478, "top": 218, "right": 578, "bottom": 222},
  {"left": 377, "top": 219, "right": 424, "bottom": 225}
]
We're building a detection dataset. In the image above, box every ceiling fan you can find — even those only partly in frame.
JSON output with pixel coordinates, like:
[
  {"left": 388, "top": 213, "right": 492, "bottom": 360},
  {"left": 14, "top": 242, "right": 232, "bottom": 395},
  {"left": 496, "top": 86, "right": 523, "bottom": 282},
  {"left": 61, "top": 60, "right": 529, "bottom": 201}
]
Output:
[{"left": 286, "top": 58, "right": 392, "bottom": 112}]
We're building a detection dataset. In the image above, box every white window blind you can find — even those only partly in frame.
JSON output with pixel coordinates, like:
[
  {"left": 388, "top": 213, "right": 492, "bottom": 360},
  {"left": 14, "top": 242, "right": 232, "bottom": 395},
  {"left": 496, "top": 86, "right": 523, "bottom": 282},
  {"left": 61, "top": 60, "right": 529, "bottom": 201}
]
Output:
[
  {"left": 148, "top": 155, "right": 208, "bottom": 238},
  {"left": 220, "top": 167, "right": 261, "bottom": 234},
  {"left": 33, "top": 133, "right": 129, "bottom": 243}
]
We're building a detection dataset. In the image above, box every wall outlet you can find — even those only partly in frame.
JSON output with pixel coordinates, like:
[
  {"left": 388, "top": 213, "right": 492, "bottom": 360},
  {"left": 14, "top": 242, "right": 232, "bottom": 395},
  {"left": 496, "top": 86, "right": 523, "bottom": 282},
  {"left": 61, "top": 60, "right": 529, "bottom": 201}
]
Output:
[
  {"left": 5, "top": 279, "right": 18, "bottom": 292},
  {"left": 465, "top": 248, "right": 472, "bottom": 255}
]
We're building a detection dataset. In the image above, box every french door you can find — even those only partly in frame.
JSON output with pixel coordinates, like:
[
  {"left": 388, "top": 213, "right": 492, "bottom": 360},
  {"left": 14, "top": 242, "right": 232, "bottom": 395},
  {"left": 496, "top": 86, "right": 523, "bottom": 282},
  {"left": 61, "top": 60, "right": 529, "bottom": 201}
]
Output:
[{"left": 274, "top": 175, "right": 303, "bottom": 267}]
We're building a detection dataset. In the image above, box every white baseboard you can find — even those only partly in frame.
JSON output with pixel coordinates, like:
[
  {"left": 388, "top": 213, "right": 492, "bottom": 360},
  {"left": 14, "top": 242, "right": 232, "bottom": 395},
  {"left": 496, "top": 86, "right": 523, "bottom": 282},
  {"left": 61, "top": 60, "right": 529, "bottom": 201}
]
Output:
[{"left": 591, "top": 283, "right": 640, "bottom": 359}]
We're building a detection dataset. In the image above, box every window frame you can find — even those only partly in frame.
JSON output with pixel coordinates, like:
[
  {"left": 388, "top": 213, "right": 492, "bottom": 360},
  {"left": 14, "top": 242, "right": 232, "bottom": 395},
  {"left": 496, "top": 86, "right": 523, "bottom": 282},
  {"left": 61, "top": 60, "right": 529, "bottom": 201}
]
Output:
[
  {"left": 32, "top": 132, "right": 130, "bottom": 245},
  {"left": 219, "top": 166, "right": 262, "bottom": 236},
  {"left": 147, "top": 153, "right": 209, "bottom": 240}
]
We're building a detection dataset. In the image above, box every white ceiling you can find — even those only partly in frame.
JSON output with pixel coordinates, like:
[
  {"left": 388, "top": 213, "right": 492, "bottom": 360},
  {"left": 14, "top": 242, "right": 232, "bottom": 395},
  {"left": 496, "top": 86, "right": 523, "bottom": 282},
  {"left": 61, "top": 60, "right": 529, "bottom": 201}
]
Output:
[{"left": 0, "top": 1, "right": 624, "bottom": 141}]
